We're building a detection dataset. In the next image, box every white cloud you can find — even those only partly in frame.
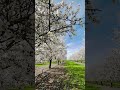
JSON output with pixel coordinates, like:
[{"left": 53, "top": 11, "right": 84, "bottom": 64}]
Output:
[
  {"left": 66, "top": 42, "right": 73, "bottom": 47},
  {"left": 67, "top": 45, "right": 80, "bottom": 59},
  {"left": 67, "top": 37, "right": 85, "bottom": 59}
]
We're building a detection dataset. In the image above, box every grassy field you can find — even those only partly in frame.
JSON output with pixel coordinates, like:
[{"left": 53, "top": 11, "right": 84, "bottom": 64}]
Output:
[
  {"left": 35, "top": 61, "right": 57, "bottom": 67},
  {"left": 35, "top": 63, "right": 48, "bottom": 67},
  {"left": 64, "top": 60, "right": 85, "bottom": 90},
  {"left": 63, "top": 61, "right": 101, "bottom": 90}
]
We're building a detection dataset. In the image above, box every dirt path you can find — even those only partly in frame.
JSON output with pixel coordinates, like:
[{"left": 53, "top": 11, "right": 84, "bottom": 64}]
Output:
[
  {"left": 35, "top": 65, "right": 68, "bottom": 90},
  {"left": 35, "top": 64, "right": 57, "bottom": 76}
]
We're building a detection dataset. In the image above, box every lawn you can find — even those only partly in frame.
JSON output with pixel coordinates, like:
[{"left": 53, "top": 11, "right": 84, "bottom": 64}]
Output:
[
  {"left": 64, "top": 60, "right": 85, "bottom": 90},
  {"left": 35, "top": 63, "right": 48, "bottom": 67}
]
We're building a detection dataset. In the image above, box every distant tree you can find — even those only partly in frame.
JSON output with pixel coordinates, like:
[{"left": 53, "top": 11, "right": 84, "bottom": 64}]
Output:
[{"left": 69, "top": 47, "right": 85, "bottom": 61}]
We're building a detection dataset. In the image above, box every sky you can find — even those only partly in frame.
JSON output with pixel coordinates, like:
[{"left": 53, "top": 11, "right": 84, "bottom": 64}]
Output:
[{"left": 54, "top": 0, "right": 85, "bottom": 59}]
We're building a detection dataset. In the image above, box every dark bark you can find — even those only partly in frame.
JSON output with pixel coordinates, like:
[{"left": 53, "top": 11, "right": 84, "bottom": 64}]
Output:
[
  {"left": 101, "top": 81, "right": 103, "bottom": 86},
  {"left": 49, "top": 59, "right": 52, "bottom": 69},
  {"left": 58, "top": 60, "right": 60, "bottom": 65},
  {"left": 110, "top": 82, "right": 112, "bottom": 87}
]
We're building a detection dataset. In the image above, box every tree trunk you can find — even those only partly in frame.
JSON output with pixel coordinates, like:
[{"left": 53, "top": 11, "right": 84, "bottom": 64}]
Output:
[
  {"left": 49, "top": 59, "right": 52, "bottom": 69},
  {"left": 110, "top": 82, "right": 112, "bottom": 87},
  {"left": 60, "top": 60, "right": 61, "bottom": 64},
  {"left": 101, "top": 81, "right": 103, "bottom": 86},
  {"left": 58, "top": 60, "right": 60, "bottom": 65}
]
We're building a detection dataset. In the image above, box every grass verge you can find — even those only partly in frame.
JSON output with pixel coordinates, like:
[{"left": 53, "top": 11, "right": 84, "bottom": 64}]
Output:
[{"left": 64, "top": 60, "right": 85, "bottom": 90}]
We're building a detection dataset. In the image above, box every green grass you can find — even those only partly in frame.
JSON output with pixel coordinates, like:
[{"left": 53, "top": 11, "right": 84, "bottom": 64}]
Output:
[
  {"left": 86, "top": 81, "right": 120, "bottom": 89},
  {"left": 64, "top": 60, "right": 85, "bottom": 90},
  {"left": 35, "top": 63, "right": 48, "bottom": 67},
  {"left": 35, "top": 61, "right": 57, "bottom": 67},
  {"left": 85, "top": 83, "right": 100, "bottom": 90},
  {"left": 63, "top": 60, "right": 100, "bottom": 90},
  {"left": 113, "top": 82, "right": 120, "bottom": 87}
]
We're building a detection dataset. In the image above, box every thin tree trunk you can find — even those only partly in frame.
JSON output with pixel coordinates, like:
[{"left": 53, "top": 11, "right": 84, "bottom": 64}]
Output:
[
  {"left": 58, "top": 60, "right": 59, "bottom": 65},
  {"left": 101, "top": 81, "right": 103, "bottom": 86},
  {"left": 49, "top": 59, "right": 52, "bottom": 69},
  {"left": 110, "top": 82, "right": 112, "bottom": 87}
]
